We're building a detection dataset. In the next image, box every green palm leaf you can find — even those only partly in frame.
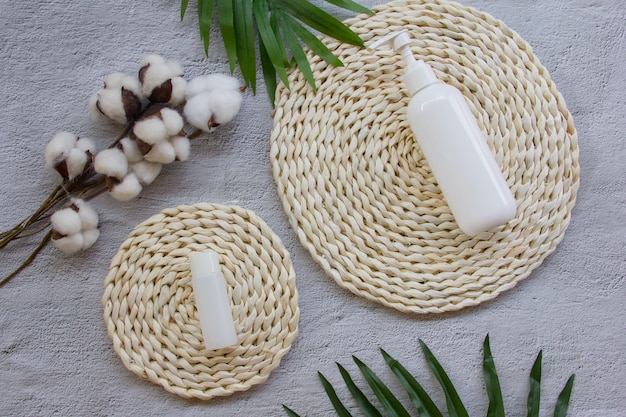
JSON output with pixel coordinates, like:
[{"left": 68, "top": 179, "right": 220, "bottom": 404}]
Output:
[
  {"left": 419, "top": 339, "right": 469, "bottom": 417},
  {"left": 197, "top": 0, "right": 213, "bottom": 54},
  {"left": 233, "top": 0, "right": 256, "bottom": 92},
  {"left": 217, "top": 0, "right": 237, "bottom": 73},
  {"left": 483, "top": 335, "right": 505, "bottom": 417},
  {"left": 324, "top": 0, "right": 374, "bottom": 15},
  {"left": 338, "top": 362, "right": 383, "bottom": 417},
  {"left": 282, "top": 404, "right": 302, "bottom": 417},
  {"left": 353, "top": 355, "right": 411, "bottom": 417},
  {"left": 179, "top": 0, "right": 371, "bottom": 102},
  {"left": 319, "top": 371, "right": 354, "bottom": 417},
  {"left": 553, "top": 374, "right": 575, "bottom": 417},
  {"left": 381, "top": 348, "right": 443, "bottom": 417},
  {"left": 527, "top": 350, "right": 543, "bottom": 417}
]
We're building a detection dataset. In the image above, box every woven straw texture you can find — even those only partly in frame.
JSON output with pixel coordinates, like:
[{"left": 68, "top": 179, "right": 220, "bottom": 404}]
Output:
[
  {"left": 102, "top": 203, "right": 299, "bottom": 400},
  {"left": 271, "top": 0, "right": 579, "bottom": 314}
]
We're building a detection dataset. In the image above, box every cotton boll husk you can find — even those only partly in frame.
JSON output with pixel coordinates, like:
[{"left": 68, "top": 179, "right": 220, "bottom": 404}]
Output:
[
  {"left": 81, "top": 229, "right": 100, "bottom": 250},
  {"left": 66, "top": 148, "right": 89, "bottom": 180},
  {"left": 210, "top": 90, "right": 242, "bottom": 125},
  {"left": 120, "top": 137, "right": 143, "bottom": 163},
  {"left": 160, "top": 108, "right": 184, "bottom": 136},
  {"left": 171, "top": 136, "right": 190, "bottom": 161},
  {"left": 183, "top": 93, "right": 213, "bottom": 132},
  {"left": 75, "top": 137, "right": 96, "bottom": 156},
  {"left": 45, "top": 132, "right": 77, "bottom": 168},
  {"left": 93, "top": 88, "right": 126, "bottom": 124},
  {"left": 133, "top": 116, "right": 168, "bottom": 145},
  {"left": 169, "top": 76, "right": 187, "bottom": 105},
  {"left": 104, "top": 72, "right": 127, "bottom": 89},
  {"left": 52, "top": 233, "right": 84, "bottom": 254},
  {"left": 51, "top": 208, "right": 82, "bottom": 236},
  {"left": 71, "top": 198, "right": 99, "bottom": 231},
  {"left": 110, "top": 173, "right": 142, "bottom": 201},
  {"left": 132, "top": 160, "right": 162, "bottom": 185},
  {"left": 94, "top": 148, "right": 128, "bottom": 179},
  {"left": 144, "top": 140, "right": 176, "bottom": 164},
  {"left": 140, "top": 64, "right": 175, "bottom": 99}
]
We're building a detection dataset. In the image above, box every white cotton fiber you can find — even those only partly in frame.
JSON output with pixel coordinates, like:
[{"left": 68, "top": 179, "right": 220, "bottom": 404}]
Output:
[
  {"left": 183, "top": 93, "right": 213, "bottom": 132},
  {"left": 94, "top": 148, "right": 128, "bottom": 179},
  {"left": 52, "top": 233, "right": 84, "bottom": 254},
  {"left": 132, "top": 160, "right": 162, "bottom": 185},
  {"left": 160, "top": 108, "right": 184, "bottom": 136},
  {"left": 133, "top": 117, "right": 168, "bottom": 145},
  {"left": 51, "top": 207, "right": 82, "bottom": 236},
  {"left": 45, "top": 132, "right": 77, "bottom": 168},
  {"left": 110, "top": 173, "right": 142, "bottom": 201}
]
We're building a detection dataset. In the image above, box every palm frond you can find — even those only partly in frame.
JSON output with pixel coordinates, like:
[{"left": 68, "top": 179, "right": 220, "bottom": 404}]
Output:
[
  {"left": 180, "top": 0, "right": 373, "bottom": 104},
  {"left": 283, "top": 337, "right": 575, "bottom": 417}
]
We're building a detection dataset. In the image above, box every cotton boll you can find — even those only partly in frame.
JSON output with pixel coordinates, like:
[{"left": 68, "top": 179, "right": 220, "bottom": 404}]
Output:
[
  {"left": 184, "top": 93, "right": 214, "bottom": 132},
  {"left": 203, "top": 74, "right": 241, "bottom": 93},
  {"left": 160, "top": 108, "right": 184, "bottom": 136},
  {"left": 66, "top": 148, "right": 89, "bottom": 180},
  {"left": 132, "top": 160, "right": 162, "bottom": 185},
  {"left": 52, "top": 233, "right": 84, "bottom": 254},
  {"left": 45, "top": 132, "right": 77, "bottom": 169},
  {"left": 139, "top": 54, "right": 166, "bottom": 69},
  {"left": 103, "top": 72, "right": 127, "bottom": 89},
  {"left": 119, "top": 137, "right": 143, "bottom": 163},
  {"left": 89, "top": 93, "right": 109, "bottom": 123},
  {"left": 185, "top": 76, "right": 209, "bottom": 99},
  {"left": 144, "top": 140, "right": 176, "bottom": 164},
  {"left": 169, "top": 76, "right": 187, "bottom": 105},
  {"left": 93, "top": 88, "right": 127, "bottom": 124},
  {"left": 140, "top": 64, "right": 175, "bottom": 100},
  {"left": 81, "top": 229, "right": 100, "bottom": 250},
  {"left": 110, "top": 173, "right": 142, "bottom": 201},
  {"left": 133, "top": 116, "right": 168, "bottom": 145},
  {"left": 75, "top": 137, "right": 96, "bottom": 156},
  {"left": 167, "top": 60, "right": 184, "bottom": 77},
  {"left": 171, "top": 136, "right": 190, "bottom": 161},
  {"left": 209, "top": 90, "right": 242, "bottom": 125},
  {"left": 51, "top": 207, "right": 82, "bottom": 236},
  {"left": 94, "top": 148, "right": 129, "bottom": 179},
  {"left": 71, "top": 198, "right": 99, "bottom": 231}
]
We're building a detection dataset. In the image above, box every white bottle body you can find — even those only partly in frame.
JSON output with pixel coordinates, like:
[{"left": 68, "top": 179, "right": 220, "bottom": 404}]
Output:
[
  {"left": 407, "top": 82, "right": 516, "bottom": 235},
  {"left": 189, "top": 251, "right": 238, "bottom": 350}
]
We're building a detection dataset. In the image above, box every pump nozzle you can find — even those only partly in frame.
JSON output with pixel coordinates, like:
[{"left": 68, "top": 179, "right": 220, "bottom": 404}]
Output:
[
  {"left": 369, "top": 30, "right": 416, "bottom": 64},
  {"left": 368, "top": 30, "right": 438, "bottom": 96}
]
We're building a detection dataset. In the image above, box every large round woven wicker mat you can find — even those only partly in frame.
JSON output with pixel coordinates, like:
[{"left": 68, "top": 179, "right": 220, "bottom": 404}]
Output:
[
  {"left": 102, "top": 203, "right": 299, "bottom": 400},
  {"left": 270, "top": 0, "right": 579, "bottom": 314}
]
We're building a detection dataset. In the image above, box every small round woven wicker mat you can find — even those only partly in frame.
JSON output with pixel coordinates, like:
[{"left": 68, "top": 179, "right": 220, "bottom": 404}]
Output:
[
  {"left": 102, "top": 203, "right": 299, "bottom": 400},
  {"left": 270, "top": 0, "right": 579, "bottom": 314}
]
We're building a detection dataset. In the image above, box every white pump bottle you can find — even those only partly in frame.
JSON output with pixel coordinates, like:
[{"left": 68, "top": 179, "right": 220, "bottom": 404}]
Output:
[{"left": 370, "top": 31, "right": 516, "bottom": 236}]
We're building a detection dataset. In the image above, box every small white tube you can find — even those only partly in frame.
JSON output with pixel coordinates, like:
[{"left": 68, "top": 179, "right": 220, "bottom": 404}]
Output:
[{"left": 189, "top": 251, "right": 238, "bottom": 350}]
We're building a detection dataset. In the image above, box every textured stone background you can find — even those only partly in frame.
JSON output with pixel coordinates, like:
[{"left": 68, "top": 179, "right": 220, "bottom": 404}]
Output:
[{"left": 0, "top": 0, "right": 624, "bottom": 416}]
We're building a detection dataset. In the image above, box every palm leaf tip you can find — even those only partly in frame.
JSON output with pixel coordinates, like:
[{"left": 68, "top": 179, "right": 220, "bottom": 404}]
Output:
[
  {"left": 419, "top": 339, "right": 469, "bottom": 417},
  {"left": 283, "top": 404, "right": 301, "bottom": 417},
  {"left": 483, "top": 335, "right": 505, "bottom": 417},
  {"left": 553, "top": 374, "right": 575, "bottom": 417},
  {"left": 319, "top": 371, "right": 354, "bottom": 417},
  {"left": 380, "top": 348, "right": 444, "bottom": 417},
  {"left": 352, "top": 355, "right": 411, "bottom": 417},
  {"left": 527, "top": 350, "right": 543, "bottom": 417}
]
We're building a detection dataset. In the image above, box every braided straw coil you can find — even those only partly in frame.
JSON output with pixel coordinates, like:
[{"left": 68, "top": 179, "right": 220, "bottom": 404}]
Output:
[
  {"left": 270, "top": 0, "right": 579, "bottom": 314},
  {"left": 102, "top": 203, "right": 299, "bottom": 400}
]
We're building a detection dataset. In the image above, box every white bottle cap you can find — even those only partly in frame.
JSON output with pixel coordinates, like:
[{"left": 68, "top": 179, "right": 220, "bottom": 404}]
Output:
[
  {"left": 404, "top": 60, "right": 438, "bottom": 96},
  {"left": 189, "top": 251, "right": 221, "bottom": 275}
]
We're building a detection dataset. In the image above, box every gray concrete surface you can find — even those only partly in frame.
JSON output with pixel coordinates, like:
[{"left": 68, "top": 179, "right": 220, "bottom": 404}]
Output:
[{"left": 0, "top": 0, "right": 624, "bottom": 416}]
